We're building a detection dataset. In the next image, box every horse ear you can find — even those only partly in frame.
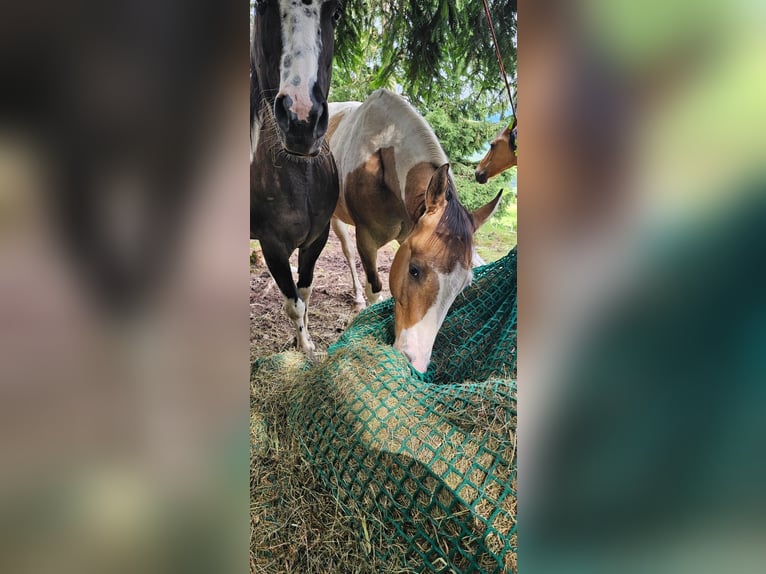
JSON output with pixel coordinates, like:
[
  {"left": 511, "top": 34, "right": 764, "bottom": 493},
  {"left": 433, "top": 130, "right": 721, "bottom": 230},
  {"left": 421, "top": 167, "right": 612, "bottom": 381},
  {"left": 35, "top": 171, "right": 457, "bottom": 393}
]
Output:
[
  {"left": 425, "top": 163, "right": 451, "bottom": 212},
  {"left": 472, "top": 189, "right": 503, "bottom": 229}
]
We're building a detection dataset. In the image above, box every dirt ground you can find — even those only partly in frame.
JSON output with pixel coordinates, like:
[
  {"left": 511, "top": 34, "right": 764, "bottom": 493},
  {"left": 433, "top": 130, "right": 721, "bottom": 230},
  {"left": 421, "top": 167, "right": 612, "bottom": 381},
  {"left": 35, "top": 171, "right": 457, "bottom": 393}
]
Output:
[{"left": 250, "top": 228, "right": 396, "bottom": 361}]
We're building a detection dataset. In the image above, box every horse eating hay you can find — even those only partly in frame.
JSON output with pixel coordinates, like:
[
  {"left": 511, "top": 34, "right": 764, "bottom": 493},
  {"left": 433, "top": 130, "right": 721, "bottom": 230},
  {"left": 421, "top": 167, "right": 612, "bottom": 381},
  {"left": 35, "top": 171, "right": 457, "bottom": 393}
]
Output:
[
  {"left": 327, "top": 89, "right": 502, "bottom": 372},
  {"left": 250, "top": 0, "right": 341, "bottom": 357},
  {"left": 475, "top": 116, "right": 517, "bottom": 183}
]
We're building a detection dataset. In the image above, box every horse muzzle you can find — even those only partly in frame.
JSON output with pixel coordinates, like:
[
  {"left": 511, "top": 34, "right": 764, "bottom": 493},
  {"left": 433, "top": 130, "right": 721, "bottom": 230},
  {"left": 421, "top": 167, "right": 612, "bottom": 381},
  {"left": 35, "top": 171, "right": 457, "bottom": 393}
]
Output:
[
  {"left": 475, "top": 169, "right": 488, "bottom": 184},
  {"left": 394, "top": 340, "right": 432, "bottom": 374},
  {"left": 274, "top": 94, "right": 328, "bottom": 156}
]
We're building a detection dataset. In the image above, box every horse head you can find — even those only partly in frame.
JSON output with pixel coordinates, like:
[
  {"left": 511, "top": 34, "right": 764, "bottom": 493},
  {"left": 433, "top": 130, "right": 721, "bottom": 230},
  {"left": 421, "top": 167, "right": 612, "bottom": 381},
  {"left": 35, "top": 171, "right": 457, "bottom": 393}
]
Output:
[
  {"left": 390, "top": 164, "right": 503, "bottom": 372},
  {"left": 252, "top": 0, "right": 341, "bottom": 156},
  {"left": 475, "top": 116, "right": 517, "bottom": 183}
]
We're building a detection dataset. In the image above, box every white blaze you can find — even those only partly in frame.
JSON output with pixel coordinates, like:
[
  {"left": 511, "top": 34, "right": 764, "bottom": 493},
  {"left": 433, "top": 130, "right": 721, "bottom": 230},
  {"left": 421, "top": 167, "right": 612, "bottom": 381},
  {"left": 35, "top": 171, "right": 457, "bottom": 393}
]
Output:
[
  {"left": 278, "top": 0, "right": 323, "bottom": 122},
  {"left": 394, "top": 267, "right": 473, "bottom": 373}
]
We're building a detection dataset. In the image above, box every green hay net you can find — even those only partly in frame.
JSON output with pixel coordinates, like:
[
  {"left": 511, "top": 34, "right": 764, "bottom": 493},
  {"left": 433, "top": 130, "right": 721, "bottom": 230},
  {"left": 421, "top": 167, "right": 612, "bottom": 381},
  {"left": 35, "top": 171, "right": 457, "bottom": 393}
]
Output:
[{"left": 253, "top": 247, "right": 517, "bottom": 573}]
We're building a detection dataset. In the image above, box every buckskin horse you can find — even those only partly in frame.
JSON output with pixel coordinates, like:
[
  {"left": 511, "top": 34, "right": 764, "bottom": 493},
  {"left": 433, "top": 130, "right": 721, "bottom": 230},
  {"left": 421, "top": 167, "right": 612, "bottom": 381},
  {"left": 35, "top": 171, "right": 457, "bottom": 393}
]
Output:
[
  {"left": 251, "top": 0, "right": 341, "bottom": 357},
  {"left": 327, "top": 89, "right": 502, "bottom": 372},
  {"left": 475, "top": 116, "right": 517, "bottom": 183}
]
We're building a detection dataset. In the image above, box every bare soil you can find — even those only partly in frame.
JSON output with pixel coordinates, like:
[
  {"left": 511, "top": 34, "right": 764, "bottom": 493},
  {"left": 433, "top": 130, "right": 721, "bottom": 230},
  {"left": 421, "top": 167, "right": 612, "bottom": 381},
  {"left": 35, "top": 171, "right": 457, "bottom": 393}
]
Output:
[{"left": 250, "top": 228, "right": 396, "bottom": 361}]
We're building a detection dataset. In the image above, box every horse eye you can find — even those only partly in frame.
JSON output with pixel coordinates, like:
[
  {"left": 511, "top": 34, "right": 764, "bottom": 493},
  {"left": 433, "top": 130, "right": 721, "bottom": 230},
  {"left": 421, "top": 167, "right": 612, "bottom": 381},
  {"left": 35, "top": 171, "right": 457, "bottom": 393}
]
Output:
[
  {"left": 489, "top": 143, "right": 495, "bottom": 150},
  {"left": 409, "top": 265, "right": 420, "bottom": 279},
  {"left": 332, "top": 8, "right": 342, "bottom": 24}
]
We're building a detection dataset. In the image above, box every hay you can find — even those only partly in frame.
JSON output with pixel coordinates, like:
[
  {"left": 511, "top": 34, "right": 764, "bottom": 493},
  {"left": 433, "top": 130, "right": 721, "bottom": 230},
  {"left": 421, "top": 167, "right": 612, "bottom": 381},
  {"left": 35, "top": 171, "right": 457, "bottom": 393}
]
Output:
[
  {"left": 252, "top": 248, "right": 517, "bottom": 573},
  {"left": 250, "top": 353, "right": 403, "bottom": 574},
  {"left": 290, "top": 339, "right": 517, "bottom": 573}
]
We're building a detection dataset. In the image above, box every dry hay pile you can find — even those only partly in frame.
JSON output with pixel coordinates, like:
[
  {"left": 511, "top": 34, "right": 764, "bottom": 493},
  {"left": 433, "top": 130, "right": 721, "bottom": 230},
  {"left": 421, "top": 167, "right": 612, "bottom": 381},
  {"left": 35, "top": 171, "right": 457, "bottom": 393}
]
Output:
[
  {"left": 251, "top": 352, "right": 402, "bottom": 574},
  {"left": 251, "top": 249, "right": 517, "bottom": 573},
  {"left": 295, "top": 342, "right": 516, "bottom": 573}
]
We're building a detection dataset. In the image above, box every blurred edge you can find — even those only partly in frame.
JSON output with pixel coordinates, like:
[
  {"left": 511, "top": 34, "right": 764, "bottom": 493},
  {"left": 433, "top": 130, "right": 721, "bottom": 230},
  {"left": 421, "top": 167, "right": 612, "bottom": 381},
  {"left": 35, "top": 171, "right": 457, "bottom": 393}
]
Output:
[
  {"left": 0, "top": 2, "right": 248, "bottom": 574},
  {"left": 4, "top": 0, "right": 766, "bottom": 572},
  {"left": 520, "top": 0, "right": 766, "bottom": 573}
]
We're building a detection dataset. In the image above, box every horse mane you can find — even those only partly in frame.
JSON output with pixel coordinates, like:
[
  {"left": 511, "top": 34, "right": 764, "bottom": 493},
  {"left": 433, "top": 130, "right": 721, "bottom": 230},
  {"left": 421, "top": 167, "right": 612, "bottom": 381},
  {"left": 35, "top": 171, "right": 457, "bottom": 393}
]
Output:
[
  {"left": 250, "top": 17, "right": 261, "bottom": 159},
  {"left": 407, "top": 176, "right": 475, "bottom": 267},
  {"left": 435, "top": 185, "right": 476, "bottom": 266}
]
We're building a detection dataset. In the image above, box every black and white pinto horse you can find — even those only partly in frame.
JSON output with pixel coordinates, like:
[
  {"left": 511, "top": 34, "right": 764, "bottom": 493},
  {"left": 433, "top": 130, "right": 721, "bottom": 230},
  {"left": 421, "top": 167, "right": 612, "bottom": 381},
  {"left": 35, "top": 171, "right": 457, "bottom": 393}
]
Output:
[{"left": 251, "top": 0, "right": 341, "bottom": 356}]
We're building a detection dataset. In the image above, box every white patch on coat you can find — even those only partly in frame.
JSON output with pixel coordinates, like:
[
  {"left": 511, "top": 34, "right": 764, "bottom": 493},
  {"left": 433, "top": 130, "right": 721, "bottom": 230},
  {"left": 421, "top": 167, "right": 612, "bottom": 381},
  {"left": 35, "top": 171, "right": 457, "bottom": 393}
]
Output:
[
  {"left": 328, "top": 90, "right": 448, "bottom": 204},
  {"left": 278, "top": 0, "right": 323, "bottom": 122},
  {"left": 393, "top": 266, "right": 473, "bottom": 372}
]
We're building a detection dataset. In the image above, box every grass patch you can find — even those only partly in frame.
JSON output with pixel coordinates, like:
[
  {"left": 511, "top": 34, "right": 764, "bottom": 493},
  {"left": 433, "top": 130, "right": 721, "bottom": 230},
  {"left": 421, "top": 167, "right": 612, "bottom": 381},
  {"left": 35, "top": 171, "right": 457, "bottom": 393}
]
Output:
[{"left": 475, "top": 201, "right": 516, "bottom": 263}]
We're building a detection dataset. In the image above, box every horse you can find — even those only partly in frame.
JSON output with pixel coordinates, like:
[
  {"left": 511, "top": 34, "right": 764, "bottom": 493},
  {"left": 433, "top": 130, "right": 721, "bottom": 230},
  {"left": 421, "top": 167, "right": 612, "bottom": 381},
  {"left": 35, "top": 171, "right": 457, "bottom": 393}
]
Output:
[
  {"left": 475, "top": 116, "right": 517, "bottom": 183},
  {"left": 327, "top": 89, "right": 503, "bottom": 372},
  {"left": 251, "top": 0, "right": 342, "bottom": 357}
]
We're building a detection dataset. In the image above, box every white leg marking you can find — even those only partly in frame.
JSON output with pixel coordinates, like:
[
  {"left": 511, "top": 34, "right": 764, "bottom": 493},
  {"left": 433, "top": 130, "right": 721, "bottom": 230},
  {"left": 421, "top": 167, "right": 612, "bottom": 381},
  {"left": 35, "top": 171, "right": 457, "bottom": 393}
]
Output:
[
  {"left": 332, "top": 218, "right": 366, "bottom": 310},
  {"left": 471, "top": 247, "right": 486, "bottom": 268},
  {"left": 283, "top": 296, "right": 315, "bottom": 356},
  {"left": 365, "top": 282, "right": 382, "bottom": 305},
  {"left": 298, "top": 286, "right": 312, "bottom": 331}
]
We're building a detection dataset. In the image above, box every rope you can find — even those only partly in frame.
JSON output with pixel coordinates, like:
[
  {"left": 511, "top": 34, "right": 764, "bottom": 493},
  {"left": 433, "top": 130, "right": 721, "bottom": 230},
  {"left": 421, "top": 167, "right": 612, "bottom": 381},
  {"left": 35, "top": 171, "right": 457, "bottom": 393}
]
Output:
[{"left": 481, "top": 0, "right": 516, "bottom": 120}]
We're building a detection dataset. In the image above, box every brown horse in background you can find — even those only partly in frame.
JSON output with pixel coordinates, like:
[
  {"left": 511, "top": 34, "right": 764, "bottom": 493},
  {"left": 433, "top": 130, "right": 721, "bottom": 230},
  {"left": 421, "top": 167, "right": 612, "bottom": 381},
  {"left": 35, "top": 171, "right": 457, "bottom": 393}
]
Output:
[{"left": 475, "top": 116, "right": 517, "bottom": 183}]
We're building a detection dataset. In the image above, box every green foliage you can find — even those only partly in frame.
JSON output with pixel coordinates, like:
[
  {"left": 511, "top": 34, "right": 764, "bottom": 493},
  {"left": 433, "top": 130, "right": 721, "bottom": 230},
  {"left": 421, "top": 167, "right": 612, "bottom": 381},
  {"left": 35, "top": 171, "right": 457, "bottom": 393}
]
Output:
[
  {"left": 425, "top": 108, "right": 495, "bottom": 162},
  {"left": 253, "top": 0, "right": 517, "bottom": 185},
  {"left": 330, "top": 0, "right": 516, "bottom": 121},
  {"left": 451, "top": 161, "right": 515, "bottom": 216}
]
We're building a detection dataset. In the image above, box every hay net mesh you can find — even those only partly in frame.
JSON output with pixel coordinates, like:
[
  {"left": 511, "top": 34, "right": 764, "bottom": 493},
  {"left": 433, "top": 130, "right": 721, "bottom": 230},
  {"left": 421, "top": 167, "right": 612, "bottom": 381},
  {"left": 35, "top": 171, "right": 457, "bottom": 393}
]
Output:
[{"left": 253, "top": 247, "right": 517, "bottom": 573}]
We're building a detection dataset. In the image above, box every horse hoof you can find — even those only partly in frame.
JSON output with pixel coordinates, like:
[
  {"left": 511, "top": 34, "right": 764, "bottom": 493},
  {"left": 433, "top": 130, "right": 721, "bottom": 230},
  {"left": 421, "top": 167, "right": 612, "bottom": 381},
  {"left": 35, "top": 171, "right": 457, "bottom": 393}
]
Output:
[{"left": 301, "top": 336, "right": 316, "bottom": 355}]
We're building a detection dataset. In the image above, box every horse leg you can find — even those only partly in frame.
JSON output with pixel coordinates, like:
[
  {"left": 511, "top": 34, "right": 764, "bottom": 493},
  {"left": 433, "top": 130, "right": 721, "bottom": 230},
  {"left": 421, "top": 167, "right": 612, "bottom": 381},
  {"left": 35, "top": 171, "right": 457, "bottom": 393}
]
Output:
[
  {"left": 260, "top": 244, "right": 314, "bottom": 357},
  {"left": 471, "top": 248, "right": 486, "bottom": 268},
  {"left": 331, "top": 217, "right": 366, "bottom": 311},
  {"left": 355, "top": 227, "right": 383, "bottom": 304},
  {"left": 296, "top": 222, "right": 331, "bottom": 349}
]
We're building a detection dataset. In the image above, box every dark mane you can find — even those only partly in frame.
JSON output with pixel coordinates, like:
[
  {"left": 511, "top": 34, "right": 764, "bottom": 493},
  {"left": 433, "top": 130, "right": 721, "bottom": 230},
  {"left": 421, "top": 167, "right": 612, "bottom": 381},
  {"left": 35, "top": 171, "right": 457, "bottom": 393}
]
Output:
[{"left": 425, "top": 177, "right": 476, "bottom": 266}]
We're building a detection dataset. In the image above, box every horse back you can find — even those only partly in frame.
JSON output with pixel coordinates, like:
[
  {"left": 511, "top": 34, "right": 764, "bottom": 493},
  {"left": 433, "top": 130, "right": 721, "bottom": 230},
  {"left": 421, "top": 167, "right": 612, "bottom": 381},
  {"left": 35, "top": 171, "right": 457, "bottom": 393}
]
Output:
[{"left": 328, "top": 90, "right": 446, "bottom": 240}]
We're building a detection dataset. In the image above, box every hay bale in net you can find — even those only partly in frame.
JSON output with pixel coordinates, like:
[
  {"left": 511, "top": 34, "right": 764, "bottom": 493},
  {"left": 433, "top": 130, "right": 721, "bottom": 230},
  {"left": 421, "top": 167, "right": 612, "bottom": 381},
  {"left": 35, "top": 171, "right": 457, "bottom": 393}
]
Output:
[{"left": 254, "top": 248, "right": 517, "bottom": 573}]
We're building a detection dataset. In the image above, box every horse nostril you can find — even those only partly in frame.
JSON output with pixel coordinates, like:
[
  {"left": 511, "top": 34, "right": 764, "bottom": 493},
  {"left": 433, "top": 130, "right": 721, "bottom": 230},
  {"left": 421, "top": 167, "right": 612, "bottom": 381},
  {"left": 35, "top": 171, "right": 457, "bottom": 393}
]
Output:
[
  {"left": 274, "top": 94, "right": 293, "bottom": 133},
  {"left": 475, "top": 170, "right": 487, "bottom": 184}
]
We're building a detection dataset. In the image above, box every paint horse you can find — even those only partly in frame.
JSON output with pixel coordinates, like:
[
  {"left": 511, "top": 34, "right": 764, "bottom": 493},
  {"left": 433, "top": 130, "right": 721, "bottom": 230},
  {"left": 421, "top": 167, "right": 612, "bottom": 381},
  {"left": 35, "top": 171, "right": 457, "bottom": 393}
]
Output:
[
  {"left": 251, "top": 0, "right": 341, "bottom": 356},
  {"left": 475, "top": 116, "right": 517, "bottom": 183},
  {"left": 327, "top": 90, "right": 502, "bottom": 372}
]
